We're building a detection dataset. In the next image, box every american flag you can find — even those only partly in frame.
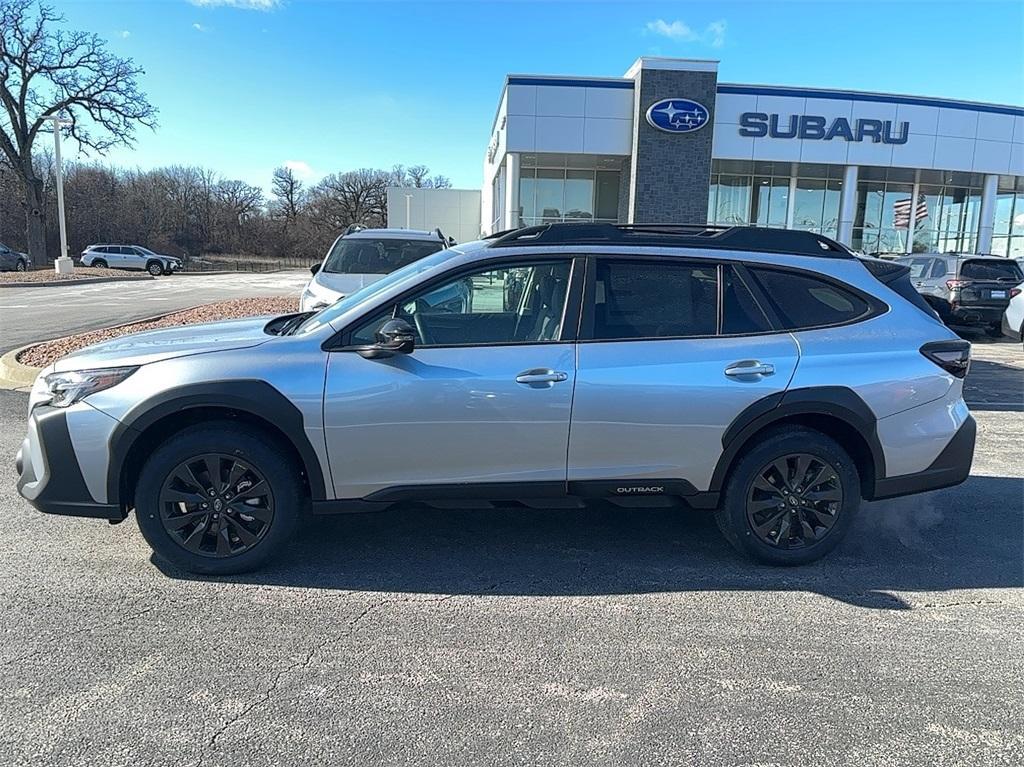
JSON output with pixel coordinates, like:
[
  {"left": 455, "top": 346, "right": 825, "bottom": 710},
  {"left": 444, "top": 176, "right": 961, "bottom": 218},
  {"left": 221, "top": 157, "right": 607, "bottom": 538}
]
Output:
[{"left": 893, "top": 194, "right": 928, "bottom": 228}]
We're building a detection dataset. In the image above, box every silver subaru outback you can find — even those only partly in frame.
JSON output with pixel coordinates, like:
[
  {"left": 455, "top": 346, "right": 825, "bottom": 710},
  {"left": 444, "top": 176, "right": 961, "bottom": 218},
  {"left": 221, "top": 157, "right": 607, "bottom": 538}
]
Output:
[{"left": 16, "top": 224, "right": 976, "bottom": 574}]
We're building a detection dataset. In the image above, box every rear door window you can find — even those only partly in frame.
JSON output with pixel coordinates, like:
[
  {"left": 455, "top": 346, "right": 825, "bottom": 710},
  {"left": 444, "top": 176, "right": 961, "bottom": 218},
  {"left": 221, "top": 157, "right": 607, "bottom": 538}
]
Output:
[
  {"left": 960, "top": 259, "right": 1023, "bottom": 282},
  {"left": 591, "top": 259, "right": 718, "bottom": 340},
  {"left": 748, "top": 268, "right": 872, "bottom": 330},
  {"left": 722, "top": 266, "right": 772, "bottom": 334}
]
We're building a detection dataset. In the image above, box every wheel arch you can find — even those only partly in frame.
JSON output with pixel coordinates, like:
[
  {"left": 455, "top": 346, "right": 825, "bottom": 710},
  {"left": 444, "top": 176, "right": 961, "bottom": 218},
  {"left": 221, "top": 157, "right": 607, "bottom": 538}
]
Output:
[
  {"left": 710, "top": 387, "right": 885, "bottom": 501},
  {"left": 108, "top": 380, "right": 328, "bottom": 510}
]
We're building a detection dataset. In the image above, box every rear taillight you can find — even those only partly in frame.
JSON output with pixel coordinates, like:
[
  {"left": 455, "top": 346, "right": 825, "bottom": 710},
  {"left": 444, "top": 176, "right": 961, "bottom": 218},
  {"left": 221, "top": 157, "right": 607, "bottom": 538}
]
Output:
[
  {"left": 920, "top": 340, "right": 971, "bottom": 379},
  {"left": 946, "top": 279, "right": 971, "bottom": 290}
]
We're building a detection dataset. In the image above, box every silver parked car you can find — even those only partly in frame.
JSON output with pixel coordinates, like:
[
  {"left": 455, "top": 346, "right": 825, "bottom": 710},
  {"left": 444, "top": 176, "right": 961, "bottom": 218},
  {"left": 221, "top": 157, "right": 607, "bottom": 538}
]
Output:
[
  {"left": 0, "top": 242, "right": 30, "bottom": 271},
  {"left": 897, "top": 253, "right": 1023, "bottom": 337},
  {"left": 80, "top": 244, "right": 182, "bottom": 275},
  {"left": 17, "top": 224, "right": 976, "bottom": 574},
  {"left": 300, "top": 226, "right": 452, "bottom": 311}
]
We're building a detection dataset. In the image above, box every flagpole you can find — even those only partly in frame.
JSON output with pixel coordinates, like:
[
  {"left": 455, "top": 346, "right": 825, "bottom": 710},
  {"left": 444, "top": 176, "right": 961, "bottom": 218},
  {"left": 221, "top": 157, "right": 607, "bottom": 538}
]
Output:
[{"left": 906, "top": 170, "right": 920, "bottom": 254}]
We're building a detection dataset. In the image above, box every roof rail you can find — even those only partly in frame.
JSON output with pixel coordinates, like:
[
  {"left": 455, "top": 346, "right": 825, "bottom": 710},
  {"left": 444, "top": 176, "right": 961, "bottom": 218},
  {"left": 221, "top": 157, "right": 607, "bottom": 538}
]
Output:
[
  {"left": 488, "top": 223, "right": 854, "bottom": 259},
  {"left": 343, "top": 224, "right": 365, "bottom": 236},
  {"left": 434, "top": 227, "right": 457, "bottom": 247}
]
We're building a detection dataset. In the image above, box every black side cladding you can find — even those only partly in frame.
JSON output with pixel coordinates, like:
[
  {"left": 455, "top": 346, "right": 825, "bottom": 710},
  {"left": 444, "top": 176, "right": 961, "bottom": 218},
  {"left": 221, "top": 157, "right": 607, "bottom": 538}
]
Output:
[{"left": 859, "top": 258, "right": 939, "bottom": 319}]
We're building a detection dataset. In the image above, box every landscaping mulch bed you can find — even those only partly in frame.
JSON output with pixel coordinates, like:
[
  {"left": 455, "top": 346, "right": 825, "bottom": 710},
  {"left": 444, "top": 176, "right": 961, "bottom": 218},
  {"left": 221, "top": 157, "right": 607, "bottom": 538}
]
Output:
[
  {"left": 0, "top": 267, "right": 150, "bottom": 284},
  {"left": 17, "top": 296, "right": 299, "bottom": 368}
]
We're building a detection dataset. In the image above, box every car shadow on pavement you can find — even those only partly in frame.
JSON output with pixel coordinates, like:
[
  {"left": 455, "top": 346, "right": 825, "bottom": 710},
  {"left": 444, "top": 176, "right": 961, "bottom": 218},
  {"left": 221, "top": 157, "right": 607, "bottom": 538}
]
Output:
[
  {"left": 964, "top": 358, "right": 1024, "bottom": 412},
  {"left": 157, "top": 474, "right": 1024, "bottom": 610}
]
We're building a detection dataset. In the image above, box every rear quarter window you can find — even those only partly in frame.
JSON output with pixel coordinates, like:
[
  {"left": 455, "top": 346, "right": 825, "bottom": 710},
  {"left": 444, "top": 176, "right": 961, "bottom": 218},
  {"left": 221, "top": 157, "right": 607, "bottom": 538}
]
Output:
[{"left": 748, "top": 267, "right": 873, "bottom": 330}]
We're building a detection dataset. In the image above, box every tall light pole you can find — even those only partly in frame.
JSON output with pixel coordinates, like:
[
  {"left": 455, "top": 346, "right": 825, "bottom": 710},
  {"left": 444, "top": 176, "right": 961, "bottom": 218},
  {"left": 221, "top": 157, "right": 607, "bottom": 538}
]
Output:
[{"left": 47, "top": 113, "right": 74, "bottom": 274}]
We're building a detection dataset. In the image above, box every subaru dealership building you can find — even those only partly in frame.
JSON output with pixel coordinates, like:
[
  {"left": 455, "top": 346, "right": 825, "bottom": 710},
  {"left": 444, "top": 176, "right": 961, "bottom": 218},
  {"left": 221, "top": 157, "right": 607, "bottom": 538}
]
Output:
[{"left": 479, "top": 57, "right": 1024, "bottom": 256}]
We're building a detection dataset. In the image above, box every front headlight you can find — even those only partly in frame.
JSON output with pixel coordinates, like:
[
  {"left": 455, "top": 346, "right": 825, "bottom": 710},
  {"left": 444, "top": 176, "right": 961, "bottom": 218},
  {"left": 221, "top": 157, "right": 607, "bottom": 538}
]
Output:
[
  {"left": 43, "top": 366, "right": 138, "bottom": 408},
  {"left": 300, "top": 287, "right": 331, "bottom": 312}
]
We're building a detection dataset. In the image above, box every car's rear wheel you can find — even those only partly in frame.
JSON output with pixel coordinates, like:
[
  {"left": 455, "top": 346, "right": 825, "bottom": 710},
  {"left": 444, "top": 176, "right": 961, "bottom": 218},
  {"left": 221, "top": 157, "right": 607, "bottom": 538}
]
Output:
[
  {"left": 146, "top": 260, "right": 164, "bottom": 276},
  {"left": 715, "top": 426, "right": 859, "bottom": 565},
  {"left": 92, "top": 259, "right": 107, "bottom": 269},
  {"left": 135, "top": 423, "right": 303, "bottom": 574}
]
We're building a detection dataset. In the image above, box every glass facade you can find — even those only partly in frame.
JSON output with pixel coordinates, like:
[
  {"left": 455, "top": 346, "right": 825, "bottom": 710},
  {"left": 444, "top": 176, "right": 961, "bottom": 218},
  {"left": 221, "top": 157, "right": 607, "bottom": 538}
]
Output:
[
  {"left": 992, "top": 175, "right": 1024, "bottom": 258},
  {"left": 853, "top": 168, "right": 983, "bottom": 255},
  {"left": 517, "top": 154, "right": 622, "bottom": 227},
  {"left": 708, "top": 161, "right": 843, "bottom": 238}
]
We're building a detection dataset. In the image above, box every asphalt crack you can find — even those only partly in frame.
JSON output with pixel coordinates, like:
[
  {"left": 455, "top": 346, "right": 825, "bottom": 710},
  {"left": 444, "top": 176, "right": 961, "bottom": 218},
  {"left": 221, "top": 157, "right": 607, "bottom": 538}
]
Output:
[{"left": 192, "top": 593, "right": 455, "bottom": 767}]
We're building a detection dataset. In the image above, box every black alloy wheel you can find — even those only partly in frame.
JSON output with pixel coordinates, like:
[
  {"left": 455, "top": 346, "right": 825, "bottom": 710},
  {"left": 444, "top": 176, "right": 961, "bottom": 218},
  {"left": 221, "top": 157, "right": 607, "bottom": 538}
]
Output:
[
  {"left": 745, "top": 453, "right": 843, "bottom": 550},
  {"left": 159, "top": 453, "right": 275, "bottom": 558}
]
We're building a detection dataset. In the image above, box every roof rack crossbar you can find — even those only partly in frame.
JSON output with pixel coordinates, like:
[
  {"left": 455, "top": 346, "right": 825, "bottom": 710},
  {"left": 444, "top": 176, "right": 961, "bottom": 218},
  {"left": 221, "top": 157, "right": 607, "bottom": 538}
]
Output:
[{"left": 488, "top": 223, "right": 853, "bottom": 259}]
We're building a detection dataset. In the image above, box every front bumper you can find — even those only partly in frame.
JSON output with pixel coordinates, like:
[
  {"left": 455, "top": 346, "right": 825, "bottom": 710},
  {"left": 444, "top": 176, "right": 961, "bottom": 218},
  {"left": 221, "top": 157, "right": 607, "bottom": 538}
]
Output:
[
  {"left": 1002, "top": 313, "right": 1022, "bottom": 341},
  {"left": 870, "top": 415, "right": 976, "bottom": 500},
  {"left": 15, "top": 406, "right": 122, "bottom": 520}
]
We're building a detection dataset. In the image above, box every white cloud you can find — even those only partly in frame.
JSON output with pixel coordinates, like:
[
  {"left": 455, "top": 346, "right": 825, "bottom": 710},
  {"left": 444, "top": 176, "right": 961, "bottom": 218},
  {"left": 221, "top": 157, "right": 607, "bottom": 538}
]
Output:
[
  {"left": 283, "top": 160, "right": 315, "bottom": 181},
  {"left": 119, "top": 30, "right": 131, "bottom": 39},
  {"left": 192, "top": 22, "right": 208, "bottom": 32},
  {"left": 645, "top": 19, "right": 698, "bottom": 42},
  {"left": 188, "top": 0, "right": 281, "bottom": 10},
  {"left": 645, "top": 18, "right": 727, "bottom": 48}
]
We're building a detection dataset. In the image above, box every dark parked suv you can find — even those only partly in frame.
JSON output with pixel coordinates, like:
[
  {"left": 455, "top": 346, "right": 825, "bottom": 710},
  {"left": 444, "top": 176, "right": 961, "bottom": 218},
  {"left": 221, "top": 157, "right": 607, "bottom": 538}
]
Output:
[{"left": 898, "top": 253, "right": 1024, "bottom": 336}]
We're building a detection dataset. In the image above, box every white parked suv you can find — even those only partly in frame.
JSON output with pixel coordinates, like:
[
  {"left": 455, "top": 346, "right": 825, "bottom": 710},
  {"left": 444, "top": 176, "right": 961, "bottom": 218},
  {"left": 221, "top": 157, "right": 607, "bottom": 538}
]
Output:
[
  {"left": 1002, "top": 280, "right": 1024, "bottom": 346},
  {"left": 81, "top": 244, "right": 182, "bottom": 275},
  {"left": 300, "top": 226, "right": 452, "bottom": 311}
]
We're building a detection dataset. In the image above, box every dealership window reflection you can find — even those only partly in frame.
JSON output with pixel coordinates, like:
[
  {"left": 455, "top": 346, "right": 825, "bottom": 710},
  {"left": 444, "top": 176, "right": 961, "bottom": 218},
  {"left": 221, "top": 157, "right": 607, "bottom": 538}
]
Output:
[{"left": 517, "top": 160, "right": 621, "bottom": 227}]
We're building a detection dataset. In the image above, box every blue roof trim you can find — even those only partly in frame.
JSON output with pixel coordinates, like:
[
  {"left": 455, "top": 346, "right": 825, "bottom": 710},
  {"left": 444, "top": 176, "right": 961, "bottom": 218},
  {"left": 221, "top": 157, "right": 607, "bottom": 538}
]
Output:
[
  {"left": 716, "top": 84, "right": 1024, "bottom": 117},
  {"left": 507, "top": 76, "right": 634, "bottom": 90}
]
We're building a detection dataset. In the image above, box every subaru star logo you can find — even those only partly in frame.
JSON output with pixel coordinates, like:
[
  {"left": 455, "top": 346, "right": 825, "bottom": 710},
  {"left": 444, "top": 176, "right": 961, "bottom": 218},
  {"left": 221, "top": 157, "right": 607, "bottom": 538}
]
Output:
[{"left": 645, "top": 98, "right": 710, "bottom": 134}]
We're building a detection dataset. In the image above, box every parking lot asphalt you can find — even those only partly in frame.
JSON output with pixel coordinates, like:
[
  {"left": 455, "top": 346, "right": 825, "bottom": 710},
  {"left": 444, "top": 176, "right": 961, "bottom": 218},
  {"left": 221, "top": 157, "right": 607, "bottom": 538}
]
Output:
[
  {"left": 0, "top": 335, "right": 1021, "bottom": 766},
  {"left": 0, "top": 270, "right": 310, "bottom": 353}
]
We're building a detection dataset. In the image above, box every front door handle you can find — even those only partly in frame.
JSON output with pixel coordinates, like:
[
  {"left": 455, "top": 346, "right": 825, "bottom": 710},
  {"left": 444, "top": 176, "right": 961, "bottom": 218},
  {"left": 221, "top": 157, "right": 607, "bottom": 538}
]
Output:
[
  {"left": 725, "top": 361, "right": 775, "bottom": 377},
  {"left": 516, "top": 368, "right": 569, "bottom": 385}
]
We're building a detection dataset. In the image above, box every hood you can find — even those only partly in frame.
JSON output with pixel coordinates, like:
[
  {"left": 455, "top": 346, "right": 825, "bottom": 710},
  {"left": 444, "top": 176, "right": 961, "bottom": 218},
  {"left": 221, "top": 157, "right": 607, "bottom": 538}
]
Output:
[
  {"left": 53, "top": 316, "right": 274, "bottom": 372},
  {"left": 314, "top": 271, "right": 385, "bottom": 297}
]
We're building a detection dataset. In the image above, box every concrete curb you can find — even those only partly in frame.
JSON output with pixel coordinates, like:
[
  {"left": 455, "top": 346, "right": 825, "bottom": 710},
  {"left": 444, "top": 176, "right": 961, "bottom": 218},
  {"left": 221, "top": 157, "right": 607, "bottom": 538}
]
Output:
[
  {"left": 0, "top": 275, "right": 153, "bottom": 289},
  {"left": 0, "top": 304, "right": 206, "bottom": 392},
  {"left": 0, "top": 344, "right": 40, "bottom": 391}
]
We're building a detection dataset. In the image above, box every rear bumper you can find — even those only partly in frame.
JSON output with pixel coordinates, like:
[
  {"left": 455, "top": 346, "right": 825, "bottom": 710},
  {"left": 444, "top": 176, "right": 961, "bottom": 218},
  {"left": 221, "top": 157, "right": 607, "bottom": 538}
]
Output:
[
  {"left": 949, "top": 306, "right": 1005, "bottom": 324},
  {"left": 15, "top": 406, "right": 122, "bottom": 520},
  {"left": 870, "top": 415, "right": 976, "bottom": 500}
]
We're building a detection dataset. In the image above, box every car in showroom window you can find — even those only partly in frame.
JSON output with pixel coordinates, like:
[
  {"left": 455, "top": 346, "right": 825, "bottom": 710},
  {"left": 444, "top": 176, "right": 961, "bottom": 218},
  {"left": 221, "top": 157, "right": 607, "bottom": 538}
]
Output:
[{"left": 299, "top": 226, "right": 453, "bottom": 311}]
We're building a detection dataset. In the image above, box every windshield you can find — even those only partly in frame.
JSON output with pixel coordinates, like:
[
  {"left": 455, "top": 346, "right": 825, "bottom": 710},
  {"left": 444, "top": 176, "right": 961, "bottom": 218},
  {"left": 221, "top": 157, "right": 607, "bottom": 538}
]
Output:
[
  {"left": 322, "top": 237, "right": 444, "bottom": 275},
  {"left": 294, "top": 248, "right": 457, "bottom": 335},
  {"left": 960, "top": 259, "right": 1023, "bottom": 282}
]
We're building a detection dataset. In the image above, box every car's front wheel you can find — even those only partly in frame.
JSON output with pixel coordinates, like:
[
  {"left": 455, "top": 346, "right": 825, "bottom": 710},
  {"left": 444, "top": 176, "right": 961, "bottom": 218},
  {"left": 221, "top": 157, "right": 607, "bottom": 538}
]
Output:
[
  {"left": 15, "top": 259, "right": 26, "bottom": 272},
  {"left": 146, "top": 260, "right": 164, "bottom": 276},
  {"left": 134, "top": 423, "right": 303, "bottom": 574},
  {"left": 715, "top": 426, "right": 860, "bottom": 565}
]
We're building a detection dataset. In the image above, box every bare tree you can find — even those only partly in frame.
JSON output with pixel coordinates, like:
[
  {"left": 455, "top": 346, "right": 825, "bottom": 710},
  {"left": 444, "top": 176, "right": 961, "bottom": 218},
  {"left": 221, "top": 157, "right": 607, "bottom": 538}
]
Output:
[
  {"left": 270, "top": 165, "right": 303, "bottom": 226},
  {"left": 0, "top": 0, "right": 156, "bottom": 261}
]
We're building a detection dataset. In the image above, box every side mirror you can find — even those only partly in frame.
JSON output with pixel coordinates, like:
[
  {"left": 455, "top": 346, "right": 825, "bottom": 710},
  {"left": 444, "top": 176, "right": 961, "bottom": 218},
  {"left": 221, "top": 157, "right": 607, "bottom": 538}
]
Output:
[
  {"left": 356, "top": 318, "right": 416, "bottom": 359},
  {"left": 310, "top": 262, "right": 321, "bottom": 275}
]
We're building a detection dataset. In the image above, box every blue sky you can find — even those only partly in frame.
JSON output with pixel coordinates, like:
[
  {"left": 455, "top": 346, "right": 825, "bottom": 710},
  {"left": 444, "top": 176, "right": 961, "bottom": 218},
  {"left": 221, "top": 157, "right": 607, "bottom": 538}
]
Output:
[{"left": 57, "top": 0, "right": 1024, "bottom": 191}]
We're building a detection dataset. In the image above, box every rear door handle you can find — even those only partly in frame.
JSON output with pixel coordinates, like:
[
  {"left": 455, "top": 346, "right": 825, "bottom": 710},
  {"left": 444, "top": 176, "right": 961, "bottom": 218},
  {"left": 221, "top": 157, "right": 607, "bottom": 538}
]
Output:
[
  {"left": 725, "top": 361, "right": 775, "bottom": 377},
  {"left": 516, "top": 368, "right": 569, "bottom": 385}
]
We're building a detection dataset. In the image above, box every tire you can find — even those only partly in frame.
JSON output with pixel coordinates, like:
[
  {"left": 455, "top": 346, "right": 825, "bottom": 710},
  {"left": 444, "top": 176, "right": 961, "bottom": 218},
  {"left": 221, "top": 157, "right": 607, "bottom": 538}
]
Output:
[
  {"left": 15, "top": 259, "right": 26, "bottom": 272},
  {"left": 714, "top": 426, "right": 860, "bottom": 566},
  {"left": 134, "top": 422, "right": 304, "bottom": 575},
  {"left": 146, "top": 260, "right": 164, "bottom": 276},
  {"left": 92, "top": 259, "right": 107, "bottom": 269},
  {"left": 985, "top": 323, "right": 1003, "bottom": 338}
]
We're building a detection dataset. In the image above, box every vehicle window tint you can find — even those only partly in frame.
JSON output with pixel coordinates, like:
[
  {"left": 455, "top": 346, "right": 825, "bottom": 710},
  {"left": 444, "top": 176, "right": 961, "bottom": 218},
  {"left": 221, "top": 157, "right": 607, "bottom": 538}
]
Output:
[
  {"left": 930, "top": 260, "right": 948, "bottom": 279},
  {"left": 960, "top": 259, "right": 1023, "bottom": 282},
  {"left": 749, "top": 268, "right": 870, "bottom": 329},
  {"left": 323, "top": 238, "right": 444, "bottom": 275},
  {"left": 593, "top": 260, "right": 717, "bottom": 340},
  {"left": 722, "top": 267, "right": 772, "bottom": 334},
  {"left": 350, "top": 260, "right": 572, "bottom": 347}
]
